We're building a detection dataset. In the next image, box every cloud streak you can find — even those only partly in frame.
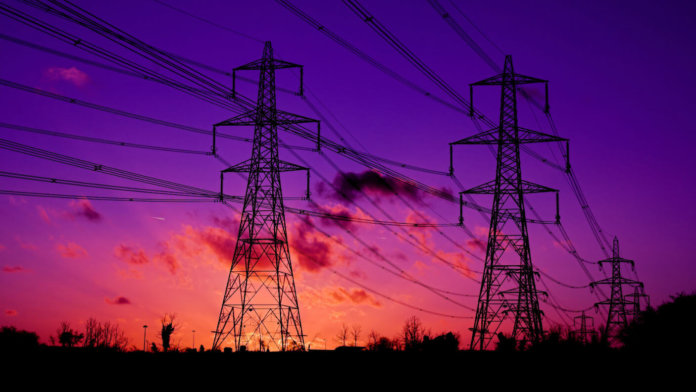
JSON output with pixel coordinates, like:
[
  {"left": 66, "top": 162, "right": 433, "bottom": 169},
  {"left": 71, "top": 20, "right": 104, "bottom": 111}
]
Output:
[
  {"left": 2, "top": 266, "right": 26, "bottom": 273},
  {"left": 44, "top": 66, "right": 90, "bottom": 87}
]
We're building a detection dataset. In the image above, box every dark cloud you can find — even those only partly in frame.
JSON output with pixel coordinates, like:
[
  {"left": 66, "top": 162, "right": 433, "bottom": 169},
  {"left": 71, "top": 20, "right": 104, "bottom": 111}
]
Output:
[
  {"left": 318, "top": 170, "right": 455, "bottom": 204},
  {"left": 318, "top": 170, "right": 420, "bottom": 203},
  {"left": 67, "top": 199, "right": 102, "bottom": 222},
  {"left": 105, "top": 296, "right": 131, "bottom": 305},
  {"left": 5, "top": 309, "right": 18, "bottom": 316}
]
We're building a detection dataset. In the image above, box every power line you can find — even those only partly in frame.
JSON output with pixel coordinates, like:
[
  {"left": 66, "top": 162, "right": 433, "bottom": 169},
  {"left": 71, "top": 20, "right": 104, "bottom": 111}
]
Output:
[{"left": 0, "top": 122, "right": 213, "bottom": 156}]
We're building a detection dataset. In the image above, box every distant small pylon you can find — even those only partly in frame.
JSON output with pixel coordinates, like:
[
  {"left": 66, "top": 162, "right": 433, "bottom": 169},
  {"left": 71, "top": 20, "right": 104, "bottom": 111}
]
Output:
[
  {"left": 590, "top": 237, "right": 643, "bottom": 344},
  {"left": 573, "top": 312, "right": 595, "bottom": 345}
]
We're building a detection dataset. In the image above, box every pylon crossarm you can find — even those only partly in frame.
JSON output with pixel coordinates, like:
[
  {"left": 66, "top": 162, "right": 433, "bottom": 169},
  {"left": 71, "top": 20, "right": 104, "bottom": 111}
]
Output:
[
  {"left": 598, "top": 257, "right": 635, "bottom": 267},
  {"left": 221, "top": 160, "right": 253, "bottom": 173},
  {"left": 235, "top": 58, "right": 302, "bottom": 71},
  {"left": 450, "top": 127, "right": 566, "bottom": 146},
  {"left": 278, "top": 160, "right": 308, "bottom": 172},
  {"left": 471, "top": 72, "right": 547, "bottom": 86},
  {"left": 276, "top": 110, "right": 318, "bottom": 125},
  {"left": 215, "top": 110, "right": 257, "bottom": 127},
  {"left": 461, "top": 179, "right": 557, "bottom": 195}
]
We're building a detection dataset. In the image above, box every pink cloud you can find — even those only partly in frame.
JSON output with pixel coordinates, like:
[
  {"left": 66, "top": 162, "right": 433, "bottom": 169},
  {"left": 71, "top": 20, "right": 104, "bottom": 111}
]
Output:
[
  {"left": 466, "top": 238, "right": 486, "bottom": 252},
  {"left": 114, "top": 244, "right": 149, "bottom": 265},
  {"left": 5, "top": 310, "right": 18, "bottom": 316},
  {"left": 36, "top": 206, "right": 52, "bottom": 224},
  {"left": 349, "top": 269, "right": 368, "bottom": 280},
  {"left": 105, "top": 296, "right": 132, "bottom": 305},
  {"left": 2, "top": 266, "right": 26, "bottom": 273},
  {"left": 56, "top": 242, "right": 88, "bottom": 259},
  {"left": 290, "top": 218, "right": 345, "bottom": 273},
  {"left": 44, "top": 66, "right": 90, "bottom": 87}
]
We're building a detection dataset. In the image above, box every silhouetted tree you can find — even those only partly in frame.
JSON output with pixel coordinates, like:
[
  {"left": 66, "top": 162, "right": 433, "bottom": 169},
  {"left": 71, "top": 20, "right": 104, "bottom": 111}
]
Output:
[
  {"left": 57, "top": 322, "right": 83, "bottom": 348},
  {"left": 402, "top": 316, "right": 425, "bottom": 351},
  {"left": 82, "top": 317, "right": 128, "bottom": 351},
  {"left": 160, "top": 313, "right": 177, "bottom": 352},
  {"left": 335, "top": 323, "right": 349, "bottom": 347},
  {"left": 351, "top": 324, "right": 362, "bottom": 347},
  {"left": 367, "top": 330, "right": 379, "bottom": 349},
  {"left": 0, "top": 326, "right": 39, "bottom": 351}
]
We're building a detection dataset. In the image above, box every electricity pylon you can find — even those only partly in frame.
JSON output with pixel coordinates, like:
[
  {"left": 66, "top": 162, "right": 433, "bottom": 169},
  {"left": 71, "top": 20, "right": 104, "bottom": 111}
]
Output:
[
  {"left": 591, "top": 237, "right": 643, "bottom": 344},
  {"left": 451, "top": 55, "right": 567, "bottom": 350},
  {"left": 625, "top": 285, "right": 649, "bottom": 320},
  {"left": 212, "top": 42, "right": 318, "bottom": 351},
  {"left": 573, "top": 312, "right": 595, "bottom": 345}
]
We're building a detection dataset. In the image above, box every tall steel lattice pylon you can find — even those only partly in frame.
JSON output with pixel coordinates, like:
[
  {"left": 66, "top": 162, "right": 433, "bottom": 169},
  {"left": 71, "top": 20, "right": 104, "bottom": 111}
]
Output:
[
  {"left": 451, "top": 55, "right": 567, "bottom": 350},
  {"left": 212, "top": 41, "right": 319, "bottom": 351},
  {"left": 590, "top": 237, "right": 643, "bottom": 344}
]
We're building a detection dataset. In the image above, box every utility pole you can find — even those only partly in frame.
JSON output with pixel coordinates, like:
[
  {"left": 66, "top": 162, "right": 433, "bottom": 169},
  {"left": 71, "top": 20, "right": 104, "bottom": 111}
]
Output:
[
  {"left": 143, "top": 324, "right": 148, "bottom": 352},
  {"left": 591, "top": 237, "right": 643, "bottom": 344},
  {"left": 451, "top": 55, "right": 567, "bottom": 350},
  {"left": 212, "top": 41, "right": 318, "bottom": 352}
]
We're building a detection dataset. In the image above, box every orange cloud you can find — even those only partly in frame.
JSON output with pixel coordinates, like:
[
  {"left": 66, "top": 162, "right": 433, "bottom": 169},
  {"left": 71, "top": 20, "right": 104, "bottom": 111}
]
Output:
[
  {"left": 302, "top": 286, "right": 381, "bottom": 308},
  {"left": 331, "top": 287, "right": 381, "bottom": 307},
  {"left": 56, "top": 242, "right": 88, "bottom": 259},
  {"left": 114, "top": 244, "right": 149, "bottom": 265},
  {"left": 44, "top": 66, "right": 90, "bottom": 87},
  {"left": 5, "top": 310, "right": 17, "bottom": 316}
]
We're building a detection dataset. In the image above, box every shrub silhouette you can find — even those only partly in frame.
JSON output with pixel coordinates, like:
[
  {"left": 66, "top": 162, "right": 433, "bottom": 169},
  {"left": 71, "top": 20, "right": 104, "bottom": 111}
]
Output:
[{"left": 620, "top": 292, "right": 696, "bottom": 352}]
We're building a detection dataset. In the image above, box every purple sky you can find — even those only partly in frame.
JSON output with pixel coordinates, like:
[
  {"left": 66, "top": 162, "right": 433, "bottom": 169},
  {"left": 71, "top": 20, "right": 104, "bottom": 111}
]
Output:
[{"left": 1, "top": 0, "right": 694, "bottom": 349}]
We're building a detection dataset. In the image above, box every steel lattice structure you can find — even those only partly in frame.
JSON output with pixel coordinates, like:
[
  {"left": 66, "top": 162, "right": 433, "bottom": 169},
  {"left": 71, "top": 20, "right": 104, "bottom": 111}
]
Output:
[
  {"left": 212, "top": 42, "right": 318, "bottom": 351},
  {"left": 452, "top": 55, "right": 566, "bottom": 350},
  {"left": 573, "top": 312, "right": 595, "bottom": 345},
  {"left": 590, "top": 237, "right": 643, "bottom": 344}
]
